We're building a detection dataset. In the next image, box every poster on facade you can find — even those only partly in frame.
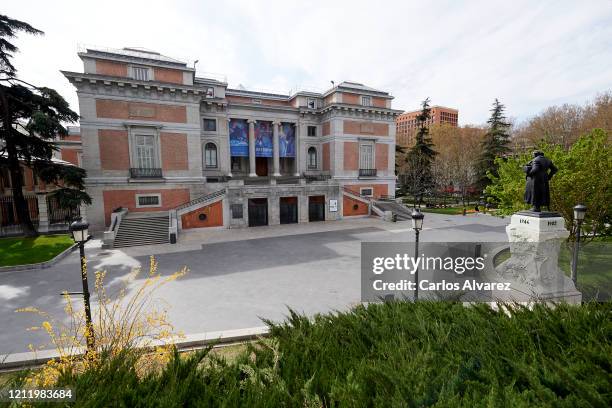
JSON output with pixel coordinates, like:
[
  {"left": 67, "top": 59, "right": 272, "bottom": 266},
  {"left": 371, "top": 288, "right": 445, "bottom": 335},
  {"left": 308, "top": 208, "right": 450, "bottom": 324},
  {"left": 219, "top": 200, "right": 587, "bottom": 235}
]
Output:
[
  {"left": 255, "top": 121, "right": 273, "bottom": 157},
  {"left": 229, "top": 119, "right": 249, "bottom": 157},
  {"left": 280, "top": 122, "right": 296, "bottom": 157},
  {"left": 329, "top": 199, "right": 338, "bottom": 212}
]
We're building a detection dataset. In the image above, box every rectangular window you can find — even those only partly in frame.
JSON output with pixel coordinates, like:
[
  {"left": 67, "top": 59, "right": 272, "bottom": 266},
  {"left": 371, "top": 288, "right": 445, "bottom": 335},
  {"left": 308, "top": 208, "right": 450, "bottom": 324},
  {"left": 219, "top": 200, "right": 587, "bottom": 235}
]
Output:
[
  {"left": 205, "top": 87, "right": 215, "bottom": 98},
  {"left": 135, "top": 135, "right": 156, "bottom": 169},
  {"left": 361, "top": 96, "right": 371, "bottom": 106},
  {"left": 133, "top": 66, "right": 149, "bottom": 81},
  {"left": 204, "top": 143, "right": 218, "bottom": 168},
  {"left": 252, "top": 99, "right": 262, "bottom": 104},
  {"left": 359, "top": 144, "right": 374, "bottom": 169},
  {"left": 136, "top": 194, "right": 161, "bottom": 208},
  {"left": 203, "top": 118, "right": 217, "bottom": 132},
  {"left": 307, "top": 126, "right": 317, "bottom": 137},
  {"left": 360, "top": 187, "right": 373, "bottom": 197},
  {"left": 307, "top": 98, "right": 316, "bottom": 109}
]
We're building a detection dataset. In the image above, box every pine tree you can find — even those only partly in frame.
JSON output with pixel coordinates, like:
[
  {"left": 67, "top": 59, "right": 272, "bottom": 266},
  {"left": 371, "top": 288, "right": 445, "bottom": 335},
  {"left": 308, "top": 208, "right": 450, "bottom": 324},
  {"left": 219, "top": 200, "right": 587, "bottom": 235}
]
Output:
[
  {"left": 476, "top": 99, "right": 511, "bottom": 191},
  {"left": 404, "top": 98, "right": 437, "bottom": 206},
  {"left": 0, "top": 15, "right": 90, "bottom": 236}
]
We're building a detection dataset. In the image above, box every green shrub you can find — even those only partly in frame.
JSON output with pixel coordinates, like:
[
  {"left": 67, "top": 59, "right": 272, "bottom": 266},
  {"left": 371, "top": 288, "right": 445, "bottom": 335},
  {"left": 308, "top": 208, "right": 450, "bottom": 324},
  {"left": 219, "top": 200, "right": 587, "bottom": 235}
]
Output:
[{"left": 17, "top": 302, "right": 611, "bottom": 407}]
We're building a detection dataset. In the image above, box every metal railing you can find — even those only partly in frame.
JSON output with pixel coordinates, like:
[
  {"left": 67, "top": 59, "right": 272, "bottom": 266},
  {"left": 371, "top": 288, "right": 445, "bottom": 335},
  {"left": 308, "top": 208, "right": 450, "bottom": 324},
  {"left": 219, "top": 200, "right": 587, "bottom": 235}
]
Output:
[
  {"left": 47, "top": 195, "right": 80, "bottom": 224},
  {"left": 341, "top": 186, "right": 373, "bottom": 201},
  {"left": 303, "top": 173, "right": 331, "bottom": 182},
  {"left": 359, "top": 169, "right": 377, "bottom": 177},
  {"left": 173, "top": 188, "right": 226, "bottom": 212},
  {"left": 130, "top": 168, "right": 163, "bottom": 179},
  {"left": 0, "top": 193, "right": 39, "bottom": 227},
  {"left": 378, "top": 195, "right": 396, "bottom": 201}
]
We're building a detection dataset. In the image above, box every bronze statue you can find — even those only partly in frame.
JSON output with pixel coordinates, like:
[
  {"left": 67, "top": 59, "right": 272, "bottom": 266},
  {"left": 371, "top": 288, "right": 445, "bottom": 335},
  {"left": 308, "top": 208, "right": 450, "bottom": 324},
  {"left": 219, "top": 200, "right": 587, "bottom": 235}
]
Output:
[{"left": 524, "top": 151, "right": 557, "bottom": 212}]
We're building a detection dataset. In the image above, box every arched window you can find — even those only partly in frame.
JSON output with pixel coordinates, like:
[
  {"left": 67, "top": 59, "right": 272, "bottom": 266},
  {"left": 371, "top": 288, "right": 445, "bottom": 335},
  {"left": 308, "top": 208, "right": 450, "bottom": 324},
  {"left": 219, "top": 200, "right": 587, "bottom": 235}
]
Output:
[
  {"left": 204, "top": 143, "right": 217, "bottom": 168},
  {"left": 308, "top": 147, "right": 317, "bottom": 169}
]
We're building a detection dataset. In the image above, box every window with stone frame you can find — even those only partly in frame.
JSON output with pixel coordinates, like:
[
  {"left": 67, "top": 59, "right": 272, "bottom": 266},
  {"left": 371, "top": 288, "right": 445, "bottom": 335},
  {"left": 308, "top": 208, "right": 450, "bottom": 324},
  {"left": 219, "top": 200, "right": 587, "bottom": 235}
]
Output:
[
  {"left": 307, "top": 147, "right": 317, "bottom": 169},
  {"left": 204, "top": 142, "right": 218, "bottom": 168}
]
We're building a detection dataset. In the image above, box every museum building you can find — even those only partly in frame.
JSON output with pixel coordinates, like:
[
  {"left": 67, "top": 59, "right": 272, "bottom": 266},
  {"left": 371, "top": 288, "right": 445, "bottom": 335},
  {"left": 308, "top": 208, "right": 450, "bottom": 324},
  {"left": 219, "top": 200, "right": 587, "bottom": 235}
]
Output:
[{"left": 62, "top": 46, "right": 401, "bottom": 242}]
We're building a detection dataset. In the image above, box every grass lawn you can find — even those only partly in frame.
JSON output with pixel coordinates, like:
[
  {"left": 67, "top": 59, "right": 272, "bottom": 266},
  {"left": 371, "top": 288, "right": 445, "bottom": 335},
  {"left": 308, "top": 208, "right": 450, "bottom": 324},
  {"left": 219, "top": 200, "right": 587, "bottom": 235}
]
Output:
[
  {"left": 559, "top": 237, "right": 612, "bottom": 301},
  {"left": 0, "top": 234, "right": 74, "bottom": 267},
  {"left": 420, "top": 206, "right": 480, "bottom": 215}
]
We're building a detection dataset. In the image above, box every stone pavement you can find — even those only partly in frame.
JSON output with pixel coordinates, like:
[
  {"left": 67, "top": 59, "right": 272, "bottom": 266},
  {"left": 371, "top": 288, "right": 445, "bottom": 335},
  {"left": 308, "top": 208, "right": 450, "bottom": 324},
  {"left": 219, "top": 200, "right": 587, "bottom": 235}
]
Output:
[{"left": 0, "top": 214, "right": 509, "bottom": 356}]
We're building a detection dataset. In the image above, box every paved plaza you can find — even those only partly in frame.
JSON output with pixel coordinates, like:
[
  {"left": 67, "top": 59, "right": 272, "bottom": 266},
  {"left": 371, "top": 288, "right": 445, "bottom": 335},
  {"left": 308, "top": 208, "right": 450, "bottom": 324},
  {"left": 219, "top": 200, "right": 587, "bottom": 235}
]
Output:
[{"left": 0, "top": 214, "right": 509, "bottom": 356}]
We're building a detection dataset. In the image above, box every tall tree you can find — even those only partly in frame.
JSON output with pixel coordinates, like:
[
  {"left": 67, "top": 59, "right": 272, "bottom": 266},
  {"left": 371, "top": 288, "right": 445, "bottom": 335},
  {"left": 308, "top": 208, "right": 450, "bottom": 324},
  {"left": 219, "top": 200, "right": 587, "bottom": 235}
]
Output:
[
  {"left": 0, "top": 14, "right": 89, "bottom": 236},
  {"left": 431, "top": 124, "right": 485, "bottom": 207},
  {"left": 476, "top": 99, "right": 511, "bottom": 191},
  {"left": 403, "top": 98, "right": 437, "bottom": 206}
]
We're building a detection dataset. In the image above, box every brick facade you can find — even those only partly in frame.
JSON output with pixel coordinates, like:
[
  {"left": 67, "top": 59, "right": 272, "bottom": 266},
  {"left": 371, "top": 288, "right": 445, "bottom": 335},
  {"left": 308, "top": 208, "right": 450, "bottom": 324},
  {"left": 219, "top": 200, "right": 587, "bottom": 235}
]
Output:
[
  {"left": 96, "top": 99, "right": 187, "bottom": 123},
  {"left": 343, "top": 120, "right": 389, "bottom": 136},
  {"left": 322, "top": 142, "right": 330, "bottom": 171},
  {"left": 96, "top": 60, "right": 128, "bottom": 77},
  {"left": 343, "top": 142, "right": 359, "bottom": 170},
  {"left": 160, "top": 132, "right": 188, "bottom": 170},
  {"left": 99, "top": 129, "right": 130, "bottom": 170},
  {"left": 343, "top": 195, "right": 369, "bottom": 216},
  {"left": 375, "top": 144, "right": 389, "bottom": 171},
  {"left": 345, "top": 184, "right": 389, "bottom": 198},
  {"left": 61, "top": 149, "right": 79, "bottom": 166},
  {"left": 153, "top": 67, "right": 184, "bottom": 84},
  {"left": 102, "top": 188, "right": 190, "bottom": 225},
  {"left": 180, "top": 200, "right": 223, "bottom": 229}
]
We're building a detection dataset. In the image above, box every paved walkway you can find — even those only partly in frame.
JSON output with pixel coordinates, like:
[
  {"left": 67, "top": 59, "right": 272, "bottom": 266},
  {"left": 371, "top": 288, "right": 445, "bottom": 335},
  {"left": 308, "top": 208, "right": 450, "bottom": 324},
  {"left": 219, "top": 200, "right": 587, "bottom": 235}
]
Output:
[{"left": 0, "top": 214, "right": 509, "bottom": 356}]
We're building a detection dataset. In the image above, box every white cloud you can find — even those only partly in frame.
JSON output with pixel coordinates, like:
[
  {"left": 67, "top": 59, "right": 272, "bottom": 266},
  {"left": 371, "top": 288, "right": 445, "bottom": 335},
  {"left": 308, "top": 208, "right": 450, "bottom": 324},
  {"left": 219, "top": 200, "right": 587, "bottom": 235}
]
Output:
[{"left": 4, "top": 0, "right": 612, "bottom": 124}]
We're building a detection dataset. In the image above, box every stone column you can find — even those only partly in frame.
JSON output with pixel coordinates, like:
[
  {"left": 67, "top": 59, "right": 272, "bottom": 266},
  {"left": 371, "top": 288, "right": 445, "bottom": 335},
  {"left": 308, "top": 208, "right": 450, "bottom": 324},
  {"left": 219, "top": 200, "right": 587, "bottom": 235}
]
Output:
[
  {"left": 293, "top": 122, "right": 300, "bottom": 176},
  {"left": 36, "top": 193, "right": 49, "bottom": 233},
  {"left": 79, "top": 203, "right": 88, "bottom": 223},
  {"left": 227, "top": 118, "right": 233, "bottom": 178},
  {"left": 248, "top": 119, "right": 257, "bottom": 177},
  {"left": 272, "top": 121, "right": 281, "bottom": 177}
]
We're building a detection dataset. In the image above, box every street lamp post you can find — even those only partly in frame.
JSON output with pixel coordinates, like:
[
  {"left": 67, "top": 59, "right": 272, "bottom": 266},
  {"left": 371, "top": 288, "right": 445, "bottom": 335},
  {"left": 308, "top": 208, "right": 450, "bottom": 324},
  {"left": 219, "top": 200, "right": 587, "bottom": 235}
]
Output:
[
  {"left": 571, "top": 204, "right": 587, "bottom": 285},
  {"left": 70, "top": 219, "right": 95, "bottom": 355},
  {"left": 411, "top": 208, "right": 424, "bottom": 301}
]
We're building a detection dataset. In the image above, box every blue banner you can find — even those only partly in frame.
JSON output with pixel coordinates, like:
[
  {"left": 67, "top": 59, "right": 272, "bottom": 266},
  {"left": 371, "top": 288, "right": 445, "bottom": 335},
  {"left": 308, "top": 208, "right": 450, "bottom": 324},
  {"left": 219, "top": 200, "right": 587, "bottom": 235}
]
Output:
[
  {"left": 280, "top": 123, "right": 295, "bottom": 157},
  {"left": 229, "top": 119, "right": 249, "bottom": 157},
  {"left": 255, "top": 121, "right": 273, "bottom": 157}
]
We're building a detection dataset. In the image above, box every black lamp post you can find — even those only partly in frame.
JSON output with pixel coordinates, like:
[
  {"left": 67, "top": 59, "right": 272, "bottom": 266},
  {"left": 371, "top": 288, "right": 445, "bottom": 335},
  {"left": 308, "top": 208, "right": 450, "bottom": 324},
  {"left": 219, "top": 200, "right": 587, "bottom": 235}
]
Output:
[
  {"left": 70, "top": 219, "right": 95, "bottom": 354},
  {"left": 571, "top": 204, "right": 587, "bottom": 285},
  {"left": 411, "top": 208, "right": 424, "bottom": 301}
]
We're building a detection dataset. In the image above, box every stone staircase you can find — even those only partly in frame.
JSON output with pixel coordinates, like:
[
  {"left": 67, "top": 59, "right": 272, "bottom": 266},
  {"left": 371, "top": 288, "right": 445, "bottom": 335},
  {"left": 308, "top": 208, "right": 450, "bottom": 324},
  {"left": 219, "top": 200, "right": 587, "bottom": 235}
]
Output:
[
  {"left": 373, "top": 201, "right": 413, "bottom": 221},
  {"left": 113, "top": 215, "right": 169, "bottom": 248}
]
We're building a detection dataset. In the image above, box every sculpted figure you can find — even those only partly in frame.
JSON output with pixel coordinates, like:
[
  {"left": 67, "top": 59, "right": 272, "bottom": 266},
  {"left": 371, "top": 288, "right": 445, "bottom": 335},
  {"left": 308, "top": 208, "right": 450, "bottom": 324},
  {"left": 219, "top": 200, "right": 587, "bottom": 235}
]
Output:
[{"left": 523, "top": 151, "right": 557, "bottom": 212}]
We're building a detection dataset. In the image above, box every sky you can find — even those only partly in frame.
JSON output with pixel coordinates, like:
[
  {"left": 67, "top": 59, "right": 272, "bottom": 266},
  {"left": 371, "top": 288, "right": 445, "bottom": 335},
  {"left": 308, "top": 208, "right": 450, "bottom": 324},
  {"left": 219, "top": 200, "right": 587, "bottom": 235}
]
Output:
[{"left": 4, "top": 0, "right": 612, "bottom": 125}]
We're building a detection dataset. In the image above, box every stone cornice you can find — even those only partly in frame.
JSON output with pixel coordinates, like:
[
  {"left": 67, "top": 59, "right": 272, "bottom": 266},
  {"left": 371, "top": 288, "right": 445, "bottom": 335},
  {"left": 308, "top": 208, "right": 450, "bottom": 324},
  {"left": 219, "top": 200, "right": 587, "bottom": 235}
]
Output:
[
  {"left": 227, "top": 102, "right": 300, "bottom": 114},
  {"left": 61, "top": 71, "right": 227, "bottom": 105},
  {"left": 320, "top": 103, "right": 402, "bottom": 116}
]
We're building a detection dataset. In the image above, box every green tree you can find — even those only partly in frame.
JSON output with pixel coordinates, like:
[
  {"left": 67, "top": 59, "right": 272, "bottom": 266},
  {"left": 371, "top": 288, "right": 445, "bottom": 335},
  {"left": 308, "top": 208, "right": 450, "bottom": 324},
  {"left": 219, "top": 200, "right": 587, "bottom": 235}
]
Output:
[
  {"left": 477, "top": 99, "right": 511, "bottom": 192},
  {"left": 403, "top": 97, "right": 437, "bottom": 205},
  {"left": 0, "top": 15, "right": 89, "bottom": 236},
  {"left": 486, "top": 129, "right": 611, "bottom": 239}
]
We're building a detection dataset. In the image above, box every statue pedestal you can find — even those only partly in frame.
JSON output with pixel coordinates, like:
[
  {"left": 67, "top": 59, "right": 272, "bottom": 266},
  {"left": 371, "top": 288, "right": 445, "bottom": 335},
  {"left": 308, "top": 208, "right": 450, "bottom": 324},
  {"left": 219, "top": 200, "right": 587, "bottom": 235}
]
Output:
[{"left": 496, "top": 211, "right": 581, "bottom": 304}]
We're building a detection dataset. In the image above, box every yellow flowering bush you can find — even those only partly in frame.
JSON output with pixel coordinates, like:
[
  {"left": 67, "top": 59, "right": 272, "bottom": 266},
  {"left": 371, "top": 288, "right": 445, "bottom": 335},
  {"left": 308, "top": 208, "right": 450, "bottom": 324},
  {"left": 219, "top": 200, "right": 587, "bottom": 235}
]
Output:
[{"left": 16, "top": 256, "right": 187, "bottom": 386}]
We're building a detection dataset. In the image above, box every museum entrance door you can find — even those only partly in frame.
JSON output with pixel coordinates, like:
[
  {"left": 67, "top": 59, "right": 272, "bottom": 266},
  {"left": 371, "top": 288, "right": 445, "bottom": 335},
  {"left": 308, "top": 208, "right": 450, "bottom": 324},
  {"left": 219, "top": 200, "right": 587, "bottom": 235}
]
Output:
[
  {"left": 280, "top": 197, "right": 298, "bottom": 224},
  {"left": 256, "top": 157, "right": 268, "bottom": 176},
  {"left": 248, "top": 198, "right": 268, "bottom": 227},
  {"left": 308, "top": 195, "right": 325, "bottom": 222}
]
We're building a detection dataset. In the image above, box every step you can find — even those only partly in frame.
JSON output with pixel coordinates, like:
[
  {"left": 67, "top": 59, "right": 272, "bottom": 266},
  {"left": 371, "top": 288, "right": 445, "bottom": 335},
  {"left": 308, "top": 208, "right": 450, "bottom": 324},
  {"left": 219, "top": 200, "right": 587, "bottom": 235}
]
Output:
[{"left": 113, "top": 215, "right": 171, "bottom": 248}]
